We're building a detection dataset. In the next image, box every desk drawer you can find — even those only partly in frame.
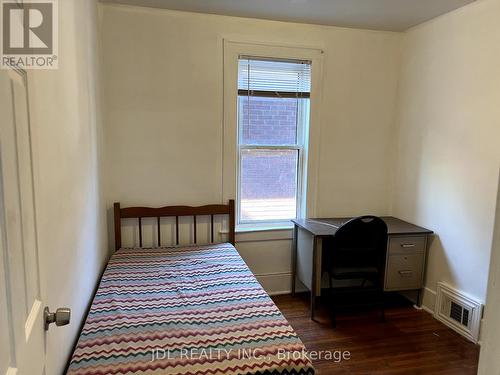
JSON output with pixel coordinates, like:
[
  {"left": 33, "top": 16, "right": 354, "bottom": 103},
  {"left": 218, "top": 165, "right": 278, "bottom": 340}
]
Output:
[
  {"left": 388, "top": 235, "right": 426, "bottom": 255},
  {"left": 385, "top": 253, "right": 424, "bottom": 290}
]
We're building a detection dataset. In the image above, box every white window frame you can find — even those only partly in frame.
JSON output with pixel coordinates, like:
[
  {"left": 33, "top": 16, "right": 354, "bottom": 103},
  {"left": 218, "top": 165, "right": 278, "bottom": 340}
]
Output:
[
  {"left": 236, "top": 91, "right": 310, "bottom": 230},
  {"left": 223, "top": 40, "right": 324, "bottom": 232}
]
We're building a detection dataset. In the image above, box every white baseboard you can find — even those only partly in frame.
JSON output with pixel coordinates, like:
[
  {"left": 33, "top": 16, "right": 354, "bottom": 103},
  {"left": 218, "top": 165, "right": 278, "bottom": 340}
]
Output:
[
  {"left": 421, "top": 303, "right": 434, "bottom": 315},
  {"left": 422, "top": 286, "right": 437, "bottom": 313}
]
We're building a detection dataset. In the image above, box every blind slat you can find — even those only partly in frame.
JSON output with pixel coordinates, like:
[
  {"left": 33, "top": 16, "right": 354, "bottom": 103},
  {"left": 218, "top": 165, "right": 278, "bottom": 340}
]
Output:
[
  {"left": 238, "top": 58, "right": 311, "bottom": 94},
  {"left": 237, "top": 89, "right": 310, "bottom": 99}
]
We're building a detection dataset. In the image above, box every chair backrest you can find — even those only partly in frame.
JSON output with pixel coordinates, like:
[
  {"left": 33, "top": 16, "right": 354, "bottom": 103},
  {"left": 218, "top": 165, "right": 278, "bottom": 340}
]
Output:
[{"left": 325, "top": 216, "right": 388, "bottom": 272}]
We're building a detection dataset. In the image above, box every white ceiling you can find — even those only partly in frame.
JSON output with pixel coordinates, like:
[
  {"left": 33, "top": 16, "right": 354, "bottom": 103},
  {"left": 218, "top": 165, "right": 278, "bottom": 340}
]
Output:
[{"left": 101, "top": 0, "right": 475, "bottom": 31}]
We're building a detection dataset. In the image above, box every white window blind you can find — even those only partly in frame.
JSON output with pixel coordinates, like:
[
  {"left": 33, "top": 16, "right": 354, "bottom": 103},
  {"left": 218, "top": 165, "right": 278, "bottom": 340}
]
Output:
[{"left": 238, "top": 57, "right": 311, "bottom": 98}]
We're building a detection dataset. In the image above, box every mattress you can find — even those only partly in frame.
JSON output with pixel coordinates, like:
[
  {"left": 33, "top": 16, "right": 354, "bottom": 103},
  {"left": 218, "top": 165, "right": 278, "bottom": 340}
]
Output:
[{"left": 67, "top": 243, "right": 314, "bottom": 375}]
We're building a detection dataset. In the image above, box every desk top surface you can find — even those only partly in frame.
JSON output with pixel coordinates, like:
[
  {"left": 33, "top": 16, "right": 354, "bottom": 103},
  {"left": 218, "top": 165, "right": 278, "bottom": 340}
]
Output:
[{"left": 292, "top": 216, "right": 433, "bottom": 237}]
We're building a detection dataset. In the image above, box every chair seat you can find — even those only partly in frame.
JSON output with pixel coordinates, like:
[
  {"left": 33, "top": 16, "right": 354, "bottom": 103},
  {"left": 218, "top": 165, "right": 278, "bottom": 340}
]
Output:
[{"left": 331, "top": 266, "right": 379, "bottom": 279}]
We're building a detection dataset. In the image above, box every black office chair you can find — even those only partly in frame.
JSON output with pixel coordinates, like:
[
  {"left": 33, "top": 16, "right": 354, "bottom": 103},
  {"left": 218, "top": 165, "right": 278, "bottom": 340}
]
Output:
[{"left": 322, "top": 216, "right": 388, "bottom": 327}]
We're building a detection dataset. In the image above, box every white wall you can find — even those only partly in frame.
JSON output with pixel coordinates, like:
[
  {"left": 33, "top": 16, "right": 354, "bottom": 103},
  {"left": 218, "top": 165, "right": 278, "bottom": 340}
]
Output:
[
  {"left": 393, "top": 0, "right": 500, "bottom": 309},
  {"left": 99, "top": 4, "right": 401, "bottom": 291},
  {"left": 28, "top": 1, "right": 107, "bottom": 373},
  {"left": 478, "top": 173, "right": 500, "bottom": 374}
]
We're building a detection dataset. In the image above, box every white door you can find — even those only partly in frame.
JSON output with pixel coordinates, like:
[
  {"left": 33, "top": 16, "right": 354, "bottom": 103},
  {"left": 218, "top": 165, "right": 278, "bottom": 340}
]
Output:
[{"left": 0, "top": 68, "right": 46, "bottom": 375}]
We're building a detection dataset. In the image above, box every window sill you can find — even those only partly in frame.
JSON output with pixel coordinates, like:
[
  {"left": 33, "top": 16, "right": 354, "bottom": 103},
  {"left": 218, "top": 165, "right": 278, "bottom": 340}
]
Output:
[{"left": 236, "top": 224, "right": 294, "bottom": 233}]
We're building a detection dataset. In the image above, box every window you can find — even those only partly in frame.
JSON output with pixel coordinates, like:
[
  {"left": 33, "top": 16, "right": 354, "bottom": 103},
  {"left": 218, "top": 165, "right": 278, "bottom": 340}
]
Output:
[{"left": 237, "top": 57, "right": 311, "bottom": 229}]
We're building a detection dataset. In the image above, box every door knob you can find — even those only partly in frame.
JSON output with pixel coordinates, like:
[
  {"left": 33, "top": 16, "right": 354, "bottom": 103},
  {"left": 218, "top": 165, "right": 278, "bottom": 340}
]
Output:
[{"left": 44, "top": 307, "right": 71, "bottom": 331}]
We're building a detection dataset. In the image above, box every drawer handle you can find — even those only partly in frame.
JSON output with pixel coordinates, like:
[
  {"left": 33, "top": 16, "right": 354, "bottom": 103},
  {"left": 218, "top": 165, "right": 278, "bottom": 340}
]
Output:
[
  {"left": 398, "top": 270, "right": 413, "bottom": 277},
  {"left": 400, "top": 243, "right": 416, "bottom": 248}
]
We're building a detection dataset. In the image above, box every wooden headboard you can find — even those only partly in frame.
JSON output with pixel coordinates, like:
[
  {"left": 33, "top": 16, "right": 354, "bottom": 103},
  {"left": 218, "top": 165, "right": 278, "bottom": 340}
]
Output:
[{"left": 113, "top": 200, "right": 235, "bottom": 250}]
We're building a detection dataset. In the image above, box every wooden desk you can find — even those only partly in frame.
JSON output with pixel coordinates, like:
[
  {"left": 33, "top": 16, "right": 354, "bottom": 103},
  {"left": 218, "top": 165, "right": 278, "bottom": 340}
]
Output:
[{"left": 291, "top": 217, "right": 433, "bottom": 320}]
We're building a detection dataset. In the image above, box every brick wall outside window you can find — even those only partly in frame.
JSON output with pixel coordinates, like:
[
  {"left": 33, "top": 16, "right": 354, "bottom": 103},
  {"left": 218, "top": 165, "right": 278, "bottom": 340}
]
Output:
[
  {"left": 240, "top": 96, "right": 298, "bottom": 145},
  {"left": 239, "top": 96, "right": 299, "bottom": 201}
]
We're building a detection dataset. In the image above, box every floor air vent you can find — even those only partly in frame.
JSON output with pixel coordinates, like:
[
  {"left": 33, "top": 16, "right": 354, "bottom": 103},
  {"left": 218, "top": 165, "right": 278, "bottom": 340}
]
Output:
[
  {"left": 435, "top": 282, "right": 482, "bottom": 343},
  {"left": 450, "top": 301, "right": 469, "bottom": 326}
]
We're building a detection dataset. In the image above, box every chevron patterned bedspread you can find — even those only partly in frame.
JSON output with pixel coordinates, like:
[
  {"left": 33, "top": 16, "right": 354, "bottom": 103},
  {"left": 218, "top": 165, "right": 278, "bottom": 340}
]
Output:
[{"left": 67, "top": 243, "right": 314, "bottom": 375}]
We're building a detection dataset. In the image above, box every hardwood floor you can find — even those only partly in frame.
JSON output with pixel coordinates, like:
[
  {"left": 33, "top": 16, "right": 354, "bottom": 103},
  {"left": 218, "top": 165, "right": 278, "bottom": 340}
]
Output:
[{"left": 272, "top": 293, "right": 479, "bottom": 375}]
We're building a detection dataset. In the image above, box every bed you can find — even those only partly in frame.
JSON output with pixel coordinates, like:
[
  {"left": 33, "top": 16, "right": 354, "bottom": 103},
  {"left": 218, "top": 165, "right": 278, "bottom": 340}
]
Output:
[{"left": 67, "top": 200, "right": 314, "bottom": 375}]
